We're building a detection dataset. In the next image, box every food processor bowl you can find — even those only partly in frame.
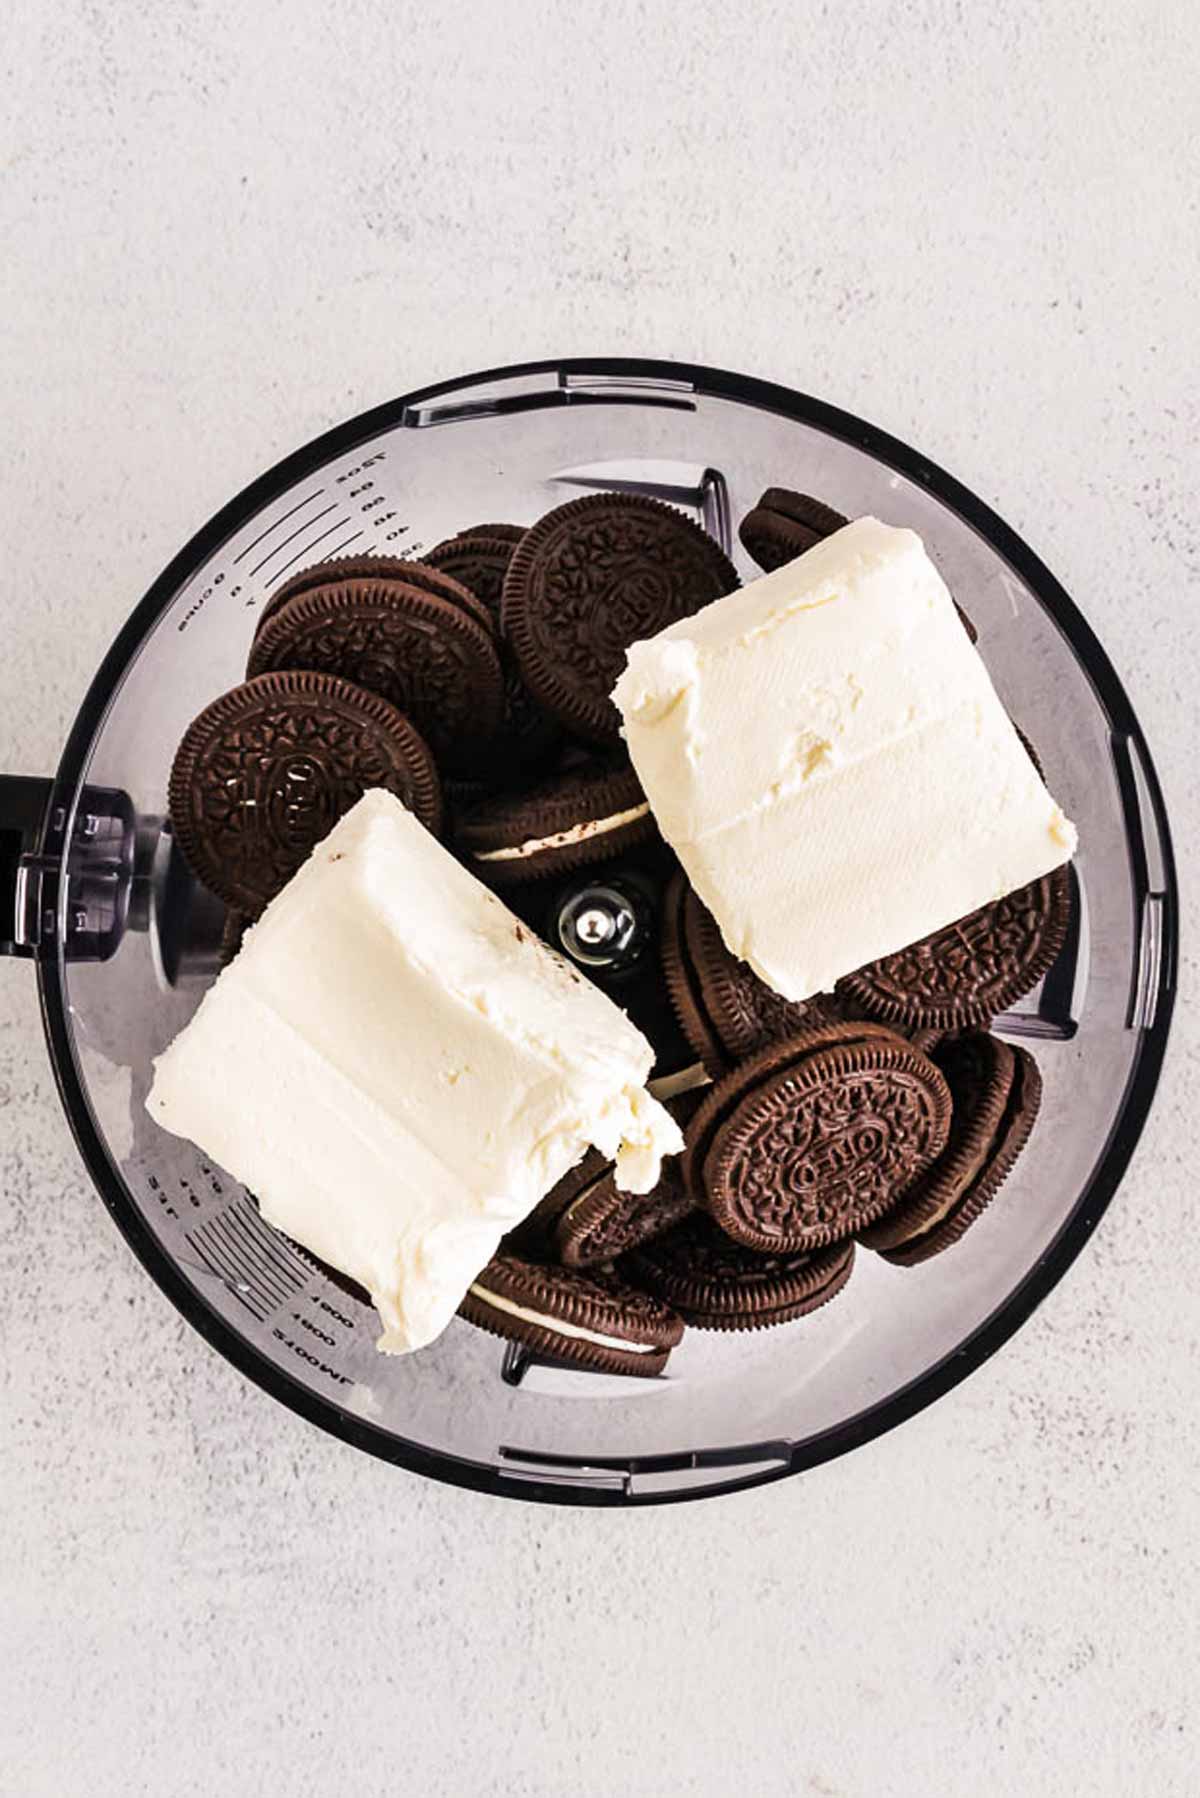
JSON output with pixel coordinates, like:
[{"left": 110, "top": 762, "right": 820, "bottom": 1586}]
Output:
[{"left": 1, "top": 359, "right": 1177, "bottom": 1505}]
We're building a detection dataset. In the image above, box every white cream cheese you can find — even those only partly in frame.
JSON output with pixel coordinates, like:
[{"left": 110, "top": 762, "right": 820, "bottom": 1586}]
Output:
[
  {"left": 147, "top": 790, "right": 681, "bottom": 1354},
  {"left": 613, "top": 517, "right": 1077, "bottom": 1002}
]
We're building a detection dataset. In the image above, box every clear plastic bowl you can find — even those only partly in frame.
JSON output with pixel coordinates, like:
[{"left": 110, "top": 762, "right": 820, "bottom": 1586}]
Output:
[{"left": 3, "top": 359, "right": 1176, "bottom": 1505}]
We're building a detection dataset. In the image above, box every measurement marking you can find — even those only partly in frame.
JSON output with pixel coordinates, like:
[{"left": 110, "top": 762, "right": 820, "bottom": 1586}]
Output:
[
  {"left": 233, "top": 1193, "right": 312, "bottom": 1272},
  {"left": 192, "top": 1219, "right": 276, "bottom": 1308},
  {"left": 234, "top": 1198, "right": 315, "bottom": 1288},
  {"left": 249, "top": 503, "right": 339, "bottom": 578},
  {"left": 218, "top": 1210, "right": 297, "bottom": 1303},
  {"left": 234, "top": 488, "right": 326, "bottom": 565},
  {"left": 323, "top": 529, "right": 364, "bottom": 559},
  {"left": 189, "top": 1236, "right": 267, "bottom": 1320},
  {"left": 222, "top": 1205, "right": 297, "bottom": 1292},
  {"left": 225, "top": 1204, "right": 307, "bottom": 1297},
  {"left": 186, "top": 1228, "right": 269, "bottom": 1321},
  {"left": 269, "top": 515, "right": 352, "bottom": 583},
  {"left": 215, "top": 1219, "right": 293, "bottom": 1307},
  {"left": 204, "top": 1208, "right": 293, "bottom": 1308}
]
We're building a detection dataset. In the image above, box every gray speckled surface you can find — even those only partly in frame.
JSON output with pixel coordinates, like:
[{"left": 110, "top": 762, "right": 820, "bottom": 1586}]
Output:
[{"left": 2, "top": 4, "right": 1197, "bottom": 1794}]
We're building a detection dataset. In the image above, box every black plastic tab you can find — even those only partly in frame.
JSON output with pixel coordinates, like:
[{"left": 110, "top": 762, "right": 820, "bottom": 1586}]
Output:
[
  {"left": 1, "top": 778, "right": 135, "bottom": 963},
  {"left": 0, "top": 776, "right": 53, "bottom": 958}
]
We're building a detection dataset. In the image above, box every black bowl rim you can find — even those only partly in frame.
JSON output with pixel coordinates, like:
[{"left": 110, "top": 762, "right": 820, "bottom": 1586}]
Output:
[{"left": 37, "top": 356, "right": 1179, "bottom": 1507}]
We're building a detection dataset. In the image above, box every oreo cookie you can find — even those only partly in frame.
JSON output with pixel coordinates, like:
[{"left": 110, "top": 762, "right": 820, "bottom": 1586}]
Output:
[
  {"left": 425, "top": 530, "right": 562, "bottom": 778},
  {"left": 454, "top": 763, "right": 654, "bottom": 885},
  {"left": 684, "top": 1022, "right": 952, "bottom": 1252},
  {"left": 660, "top": 870, "right": 724, "bottom": 1075},
  {"left": 502, "top": 493, "right": 738, "bottom": 745},
  {"left": 168, "top": 671, "right": 442, "bottom": 915},
  {"left": 503, "top": 1148, "right": 611, "bottom": 1259},
  {"left": 862, "top": 1034, "right": 1043, "bottom": 1263},
  {"left": 509, "top": 1095, "right": 701, "bottom": 1267},
  {"left": 837, "top": 867, "right": 1072, "bottom": 1032},
  {"left": 661, "top": 871, "right": 835, "bottom": 1073},
  {"left": 218, "top": 909, "right": 249, "bottom": 966},
  {"left": 625, "top": 1214, "right": 855, "bottom": 1331},
  {"left": 253, "top": 554, "right": 494, "bottom": 643},
  {"left": 738, "top": 489, "right": 850, "bottom": 573},
  {"left": 444, "top": 522, "right": 525, "bottom": 545},
  {"left": 424, "top": 533, "right": 518, "bottom": 634},
  {"left": 247, "top": 575, "right": 505, "bottom": 778},
  {"left": 554, "top": 1151, "right": 696, "bottom": 1270},
  {"left": 458, "top": 1252, "right": 683, "bottom": 1376}
]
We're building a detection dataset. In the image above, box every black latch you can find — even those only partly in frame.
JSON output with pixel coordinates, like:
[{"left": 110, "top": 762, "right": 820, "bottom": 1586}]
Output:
[
  {"left": 1, "top": 778, "right": 135, "bottom": 962},
  {"left": 0, "top": 777, "right": 54, "bottom": 958}
]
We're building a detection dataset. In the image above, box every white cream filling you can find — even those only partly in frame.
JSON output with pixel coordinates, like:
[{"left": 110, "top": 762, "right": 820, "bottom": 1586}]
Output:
[
  {"left": 474, "top": 802, "right": 651, "bottom": 862},
  {"left": 648, "top": 1061, "right": 712, "bottom": 1101},
  {"left": 468, "top": 1283, "right": 657, "bottom": 1353},
  {"left": 559, "top": 1167, "right": 613, "bottom": 1228}
]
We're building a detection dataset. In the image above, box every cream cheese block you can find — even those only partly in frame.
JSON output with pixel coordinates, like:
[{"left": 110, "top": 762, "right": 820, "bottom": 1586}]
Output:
[
  {"left": 613, "top": 517, "right": 1077, "bottom": 1001},
  {"left": 147, "top": 790, "right": 681, "bottom": 1353}
]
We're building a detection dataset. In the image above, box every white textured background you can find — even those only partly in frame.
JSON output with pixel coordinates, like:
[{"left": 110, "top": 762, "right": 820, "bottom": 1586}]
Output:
[{"left": 2, "top": 4, "right": 1198, "bottom": 1794}]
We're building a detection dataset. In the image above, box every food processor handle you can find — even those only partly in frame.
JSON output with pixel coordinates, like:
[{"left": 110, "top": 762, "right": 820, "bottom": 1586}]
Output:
[
  {"left": 0, "top": 776, "right": 136, "bottom": 962},
  {"left": 0, "top": 776, "right": 54, "bottom": 958}
]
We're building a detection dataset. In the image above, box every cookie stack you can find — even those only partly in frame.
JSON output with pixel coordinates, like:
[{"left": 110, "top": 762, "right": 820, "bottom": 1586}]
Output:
[
  {"left": 169, "top": 493, "right": 736, "bottom": 923},
  {"left": 473, "top": 911, "right": 1049, "bottom": 1371},
  {"left": 165, "top": 485, "right": 1069, "bottom": 1379},
  {"left": 453, "top": 493, "right": 1068, "bottom": 1376},
  {"left": 669, "top": 857, "right": 1056, "bottom": 1256}
]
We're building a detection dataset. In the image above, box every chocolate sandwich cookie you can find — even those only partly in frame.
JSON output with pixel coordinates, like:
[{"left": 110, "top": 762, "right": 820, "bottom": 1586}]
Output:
[
  {"left": 663, "top": 873, "right": 839, "bottom": 1071},
  {"left": 554, "top": 1151, "right": 696, "bottom": 1270},
  {"left": 683, "top": 1022, "right": 952, "bottom": 1253},
  {"left": 218, "top": 909, "right": 249, "bottom": 966},
  {"left": 625, "top": 1214, "right": 855, "bottom": 1332},
  {"left": 660, "top": 871, "right": 725, "bottom": 1075},
  {"left": 737, "top": 487, "right": 978, "bottom": 641},
  {"left": 425, "top": 531, "right": 562, "bottom": 776},
  {"left": 247, "top": 575, "right": 505, "bottom": 778},
  {"left": 458, "top": 1252, "right": 684, "bottom": 1377},
  {"left": 503, "top": 1148, "right": 612, "bottom": 1258},
  {"left": 515, "top": 1092, "right": 701, "bottom": 1266},
  {"left": 836, "top": 866, "right": 1072, "bottom": 1033},
  {"left": 424, "top": 533, "right": 518, "bottom": 630},
  {"left": 502, "top": 493, "right": 738, "bottom": 745},
  {"left": 536, "top": 1078, "right": 705, "bottom": 1265},
  {"left": 738, "top": 489, "right": 850, "bottom": 572},
  {"left": 253, "top": 554, "right": 494, "bottom": 642},
  {"left": 863, "top": 1034, "right": 1043, "bottom": 1263},
  {"left": 169, "top": 671, "right": 442, "bottom": 915},
  {"left": 443, "top": 521, "right": 525, "bottom": 545},
  {"left": 454, "top": 763, "right": 655, "bottom": 885}
]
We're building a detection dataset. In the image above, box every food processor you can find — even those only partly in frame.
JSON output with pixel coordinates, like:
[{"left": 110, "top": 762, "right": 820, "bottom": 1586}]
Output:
[{"left": 0, "top": 358, "right": 1177, "bottom": 1506}]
